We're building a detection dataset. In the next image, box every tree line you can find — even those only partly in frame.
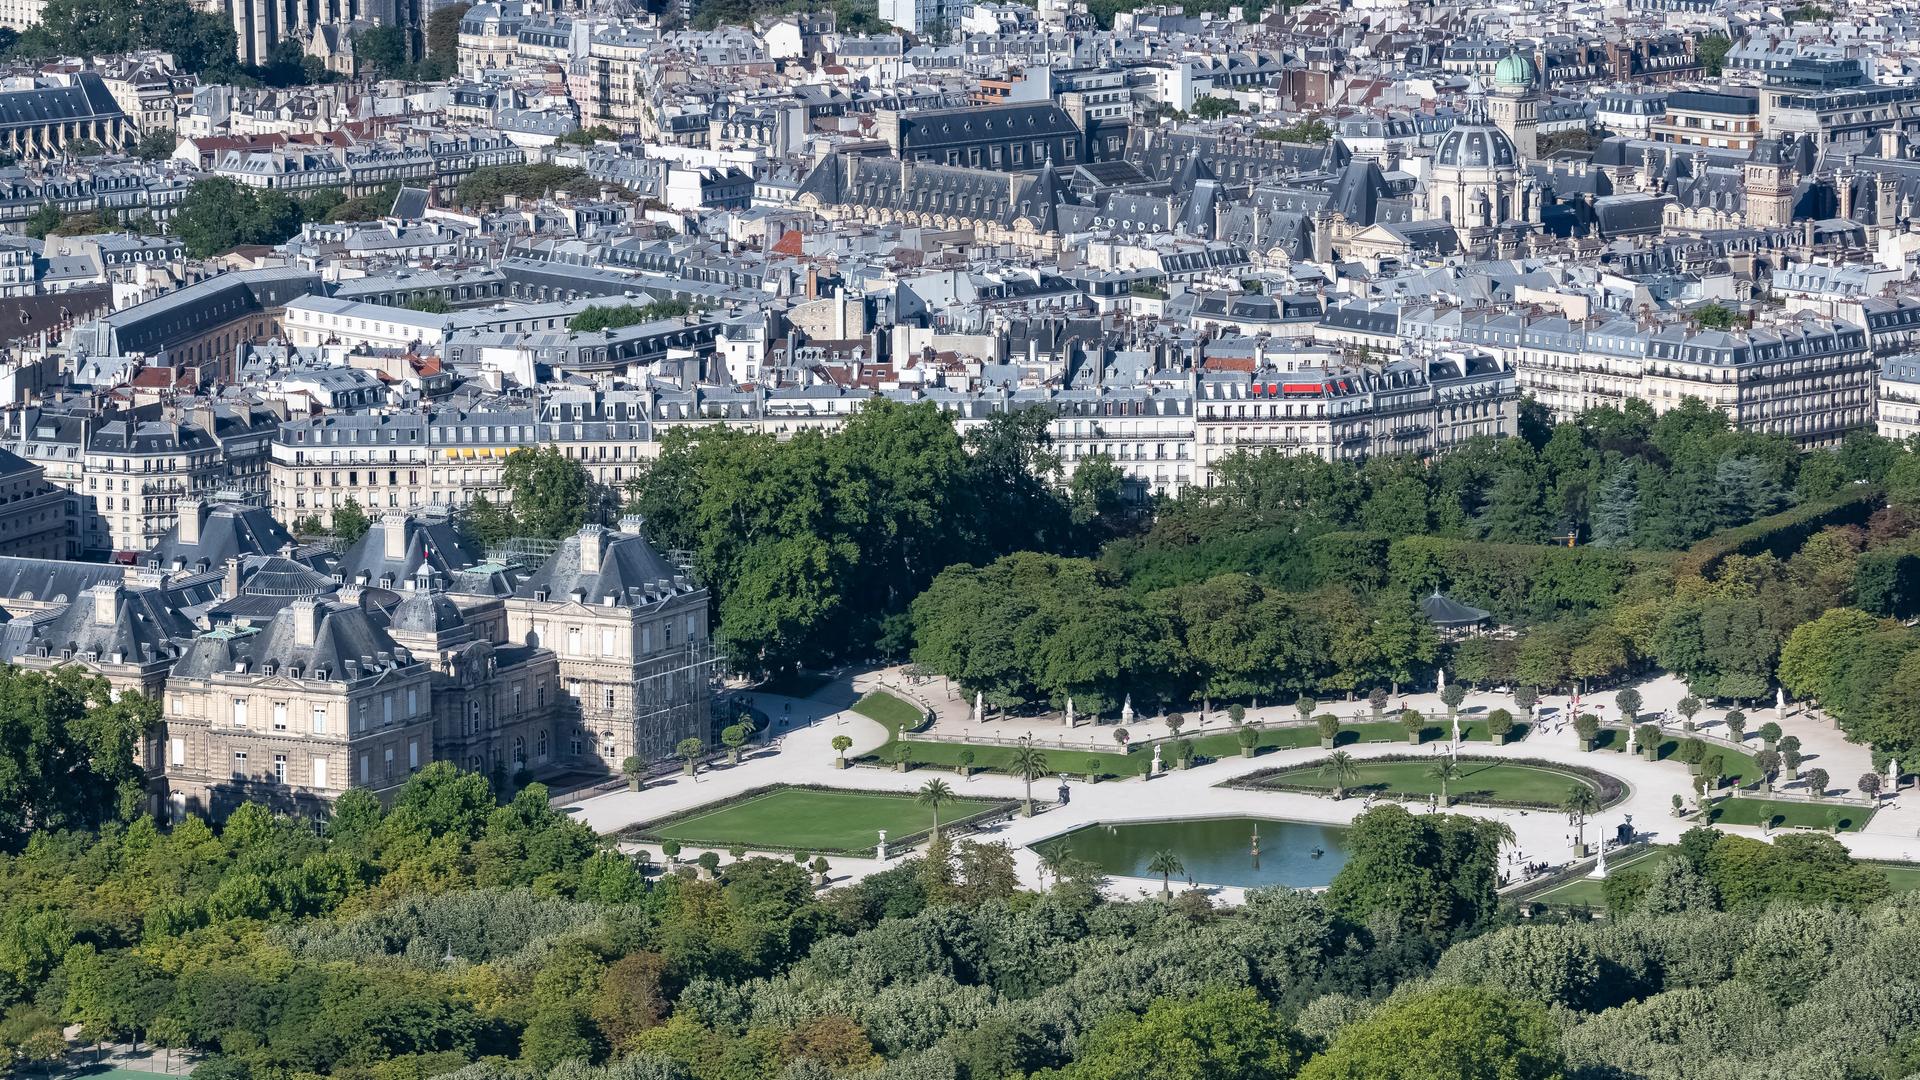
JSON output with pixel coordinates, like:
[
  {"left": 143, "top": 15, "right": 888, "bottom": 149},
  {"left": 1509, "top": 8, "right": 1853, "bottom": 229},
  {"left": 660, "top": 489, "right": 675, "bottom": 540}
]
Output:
[
  {"left": 1180, "top": 398, "right": 1891, "bottom": 553},
  {"left": 170, "top": 179, "right": 406, "bottom": 259},
  {"left": 624, "top": 401, "right": 1128, "bottom": 676},
  {"left": 909, "top": 553, "right": 1436, "bottom": 715},
  {"left": 0, "top": 0, "right": 358, "bottom": 86}
]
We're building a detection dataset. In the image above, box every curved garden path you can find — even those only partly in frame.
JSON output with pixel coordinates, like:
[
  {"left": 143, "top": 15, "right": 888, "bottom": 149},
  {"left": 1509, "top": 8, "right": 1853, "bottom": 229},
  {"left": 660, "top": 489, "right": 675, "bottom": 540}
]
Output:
[{"left": 570, "top": 667, "right": 1920, "bottom": 900}]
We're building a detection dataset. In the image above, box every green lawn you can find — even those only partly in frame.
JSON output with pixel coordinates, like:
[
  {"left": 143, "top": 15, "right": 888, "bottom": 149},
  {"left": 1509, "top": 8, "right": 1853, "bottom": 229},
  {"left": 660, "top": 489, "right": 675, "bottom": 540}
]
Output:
[
  {"left": 1260, "top": 757, "right": 1607, "bottom": 809},
  {"left": 1874, "top": 863, "right": 1920, "bottom": 894},
  {"left": 852, "top": 690, "right": 926, "bottom": 732},
  {"left": 866, "top": 719, "right": 1531, "bottom": 781},
  {"left": 643, "top": 786, "right": 1008, "bottom": 855},
  {"left": 1530, "top": 849, "right": 1920, "bottom": 909},
  {"left": 1322, "top": 719, "right": 1533, "bottom": 747},
  {"left": 1707, "top": 796, "right": 1873, "bottom": 832},
  {"left": 878, "top": 738, "right": 1145, "bottom": 779},
  {"left": 1592, "top": 729, "right": 1763, "bottom": 787},
  {"left": 1530, "top": 847, "right": 1674, "bottom": 908}
]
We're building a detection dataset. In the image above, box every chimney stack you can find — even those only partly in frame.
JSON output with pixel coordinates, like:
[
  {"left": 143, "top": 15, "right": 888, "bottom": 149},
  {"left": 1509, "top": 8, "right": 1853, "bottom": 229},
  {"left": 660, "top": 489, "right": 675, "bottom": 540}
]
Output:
[
  {"left": 91, "top": 583, "right": 118, "bottom": 627},
  {"left": 291, "top": 599, "right": 322, "bottom": 648},
  {"left": 178, "top": 497, "right": 206, "bottom": 546},
  {"left": 578, "top": 526, "right": 604, "bottom": 575},
  {"left": 382, "top": 514, "right": 409, "bottom": 561}
]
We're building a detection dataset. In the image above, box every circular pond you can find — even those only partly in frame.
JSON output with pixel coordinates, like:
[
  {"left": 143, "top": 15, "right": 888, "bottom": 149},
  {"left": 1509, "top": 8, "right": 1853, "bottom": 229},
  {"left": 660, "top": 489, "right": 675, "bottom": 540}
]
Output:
[{"left": 1032, "top": 816, "right": 1349, "bottom": 890}]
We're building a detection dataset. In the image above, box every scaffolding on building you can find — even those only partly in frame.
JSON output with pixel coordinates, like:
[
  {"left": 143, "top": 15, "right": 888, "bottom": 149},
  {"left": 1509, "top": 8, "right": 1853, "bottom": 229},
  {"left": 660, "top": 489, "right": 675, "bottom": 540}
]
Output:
[
  {"left": 627, "top": 637, "right": 728, "bottom": 761},
  {"left": 489, "top": 535, "right": 564, "bottom": 568}
]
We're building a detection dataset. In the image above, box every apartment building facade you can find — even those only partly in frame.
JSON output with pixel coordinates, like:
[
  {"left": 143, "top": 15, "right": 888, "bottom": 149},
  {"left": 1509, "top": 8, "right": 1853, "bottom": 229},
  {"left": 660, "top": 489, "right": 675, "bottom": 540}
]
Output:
[
  {"left": 1195, "top": 354, "right": 1518, "bottom": 481},
  {"left": 14, "top": 402, "right": 280, "bottom": 558},
  {"left": 1433, "top": 308, "right": 1875, "bottom": 446},
  {"left": 1877, "top": 354, "right": 1920, "bottom": 441}
]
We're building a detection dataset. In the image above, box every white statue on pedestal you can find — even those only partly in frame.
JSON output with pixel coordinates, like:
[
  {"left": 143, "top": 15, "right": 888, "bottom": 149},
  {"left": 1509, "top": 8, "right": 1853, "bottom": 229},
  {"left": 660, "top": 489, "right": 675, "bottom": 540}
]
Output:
[
  {"left": 877, "top": 830, "right": 888, "bottom": 860},
  {"left": 1777, "top": 687, "right": 1787, "bottom": 718},
  {"left": 1627, "top": 725, "right": 1639, "bottom": 754},
  {"left": 1151, "top": 743, "right": 1162, "bottom": 775},
  {"left": 974, "top": 691, "right": 984, "bottom": 724},
  {"left": 1587, "top": 833, "right": 1608, "bottom": 879},
  {"left": 1437, "top": 668, "right": 1446, "bottom": 693},
  {"left": 1066, "top": 697, "right": 1075, "bottom": 727},
  {"left": 1122, "top": 694, "right": 1135, "bottom": 725},
  {"left": 1891, "top": 758, "right": 1901, "bottom": 790},
  {"left": 1451, "top": 712, "right": 1461, "bottom": 749}
]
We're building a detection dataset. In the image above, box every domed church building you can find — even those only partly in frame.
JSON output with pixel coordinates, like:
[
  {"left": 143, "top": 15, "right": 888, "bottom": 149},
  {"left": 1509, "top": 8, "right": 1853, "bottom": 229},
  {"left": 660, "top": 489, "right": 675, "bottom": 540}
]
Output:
[
  {"left": 1487, "top": 47, "right": 1543, "bottom": 161},
  {"left": 1417, "top": 80, "right": 1545, "bottom": 255}
]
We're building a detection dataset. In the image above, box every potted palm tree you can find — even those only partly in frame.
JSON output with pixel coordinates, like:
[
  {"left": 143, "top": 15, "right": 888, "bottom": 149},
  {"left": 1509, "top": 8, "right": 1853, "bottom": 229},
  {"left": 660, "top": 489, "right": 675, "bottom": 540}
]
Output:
[
  {"left": 1564, "top": 787, "right": 1599, "bottom": 857},
  {"left": 1427, "top": 756, "right": 1462, "bottom": 807},
  {"left": 917, "top": 778, "right": 954, "bottom": 839},
  {"left": 1010, "top": 741, "right": 1049, "bottom": 817},
  {"left": 1147, "top": 849, "right": 1184, "bottom": 898},
  {"left": 1319, "top": 751, "right": 1360, "bottom": 800}
]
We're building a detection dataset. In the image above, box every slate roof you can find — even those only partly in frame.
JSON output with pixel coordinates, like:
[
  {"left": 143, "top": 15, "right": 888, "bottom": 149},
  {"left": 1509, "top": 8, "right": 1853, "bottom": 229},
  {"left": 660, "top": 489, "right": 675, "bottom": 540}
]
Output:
[
  {"left": 391, "top": 186, "right": 430, "bottom": 221},
  {"left": 894, "top": 102, "right": 1081, "bottom": 152},
  {"left": 172, "top": 598, "right": 413, "bottom": 683},
  {"left": 0, "top": 74, "right": 127, "bottom": 131},
  {"left": 145, "top": 502, "right": 296, "bottom": 571},
  {"left": 514, "top": 524, "right": 696, "bottom": 608},
  {"left": 336, "top": 513, "right": 486, "bottom": 590},
  {"left": 3, "top": 585, "right": 192, "bottom": 665},
  {"left": 0, "top": 557, "right": 126, "bottom": 605},
  {"left": 390, "top": 591, "right": 466, "bottom": 635}
]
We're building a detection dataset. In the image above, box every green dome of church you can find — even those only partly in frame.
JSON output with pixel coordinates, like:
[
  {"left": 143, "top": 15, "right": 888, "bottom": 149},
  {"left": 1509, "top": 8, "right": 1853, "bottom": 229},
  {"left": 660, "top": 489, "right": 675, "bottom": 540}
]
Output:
[{"left": 1493, "top": 50, "right": 1537, "bottom": 90}]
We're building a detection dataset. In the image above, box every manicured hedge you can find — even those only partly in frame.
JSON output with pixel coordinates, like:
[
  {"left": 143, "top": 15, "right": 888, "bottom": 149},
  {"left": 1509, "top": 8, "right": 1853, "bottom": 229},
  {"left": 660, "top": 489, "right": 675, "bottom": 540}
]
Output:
[
  {"left": 1679, "top": 484, "right": 1882, "bottom": 578},
  {"left": 1385, "top": 536, "right": 1676, "bottom": 623}
]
